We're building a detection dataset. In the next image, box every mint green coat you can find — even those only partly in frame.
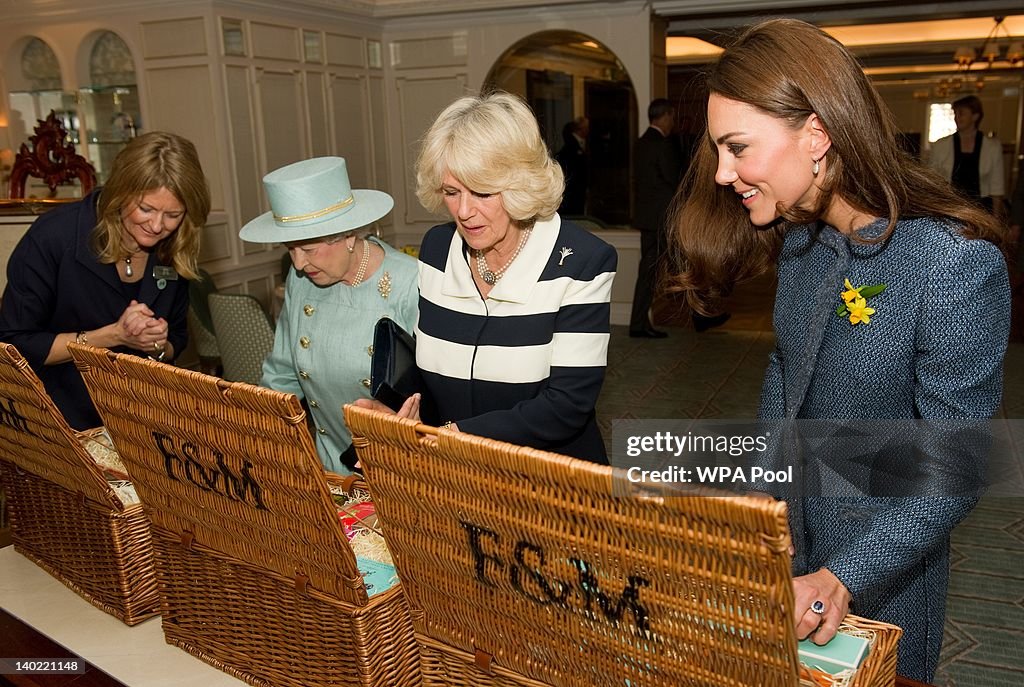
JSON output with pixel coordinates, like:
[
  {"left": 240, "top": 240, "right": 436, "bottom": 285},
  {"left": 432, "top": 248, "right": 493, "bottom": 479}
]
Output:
[{"left": 262, "top": 238, "right": 418, "bottom": 473}]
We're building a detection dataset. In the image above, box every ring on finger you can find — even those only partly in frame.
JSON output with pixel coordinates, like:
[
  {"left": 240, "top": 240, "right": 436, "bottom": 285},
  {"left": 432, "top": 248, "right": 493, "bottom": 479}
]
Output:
[{"left": 810, "top": 599, "right": 826, "bottom": 615}]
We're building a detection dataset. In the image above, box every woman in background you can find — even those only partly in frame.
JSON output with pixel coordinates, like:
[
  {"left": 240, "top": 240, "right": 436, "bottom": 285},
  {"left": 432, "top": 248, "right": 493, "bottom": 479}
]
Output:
[
  {"left": 0, "top": 132, "right": 210, "bottom": 429},
  {"left": 929, "top": 95, "right": 1006, "bottom": 217}
]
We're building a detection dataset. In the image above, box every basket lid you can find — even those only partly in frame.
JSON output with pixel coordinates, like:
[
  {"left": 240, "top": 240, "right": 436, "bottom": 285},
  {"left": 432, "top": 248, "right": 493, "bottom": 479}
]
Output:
[
  {"left": 345, "top": 404, "right": 806, "bottom": 686},
  {"left": 71, "top": 343, "right": 369, "bottom": 605},
  {"left": 0, "top": 343, "right": 124, "bottom": 511}
]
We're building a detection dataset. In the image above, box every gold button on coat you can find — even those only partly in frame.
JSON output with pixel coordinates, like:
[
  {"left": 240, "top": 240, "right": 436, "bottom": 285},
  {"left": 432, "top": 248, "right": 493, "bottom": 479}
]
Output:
[
  {"left": 303, "top": 305, "right": 315, "bottom": 316},
  {"left": 361, "top": 378, "right": 371, "bottom": 388},
  {"left": 309, "top": 400, "right": 319, "bottom": 408},
  {"left": 317, "top": 427, "right": 327, "bottom": 434},
  {"left": 299, "top": 336, "right": 310, "bottom": 349},
  {"left": 367, "top": 345, "right": 374, "bottom": 356},
  {"left": 299, "top": 370, "right": 310, "bottom": 379}
]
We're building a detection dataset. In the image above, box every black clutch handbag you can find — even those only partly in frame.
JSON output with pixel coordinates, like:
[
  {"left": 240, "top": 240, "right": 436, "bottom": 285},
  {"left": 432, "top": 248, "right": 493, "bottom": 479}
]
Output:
[{"left": 370, "top": 317, "right": 422, "bottom": 412}]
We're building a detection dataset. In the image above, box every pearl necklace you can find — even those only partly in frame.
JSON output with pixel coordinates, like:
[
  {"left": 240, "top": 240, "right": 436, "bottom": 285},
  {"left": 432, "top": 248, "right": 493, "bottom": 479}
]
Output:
[
  {"left": 349, "top": 238, "right": 371, "bottom": 286},
  {"left": 475, "top": 228, "right": 532, "bottom": 286}
]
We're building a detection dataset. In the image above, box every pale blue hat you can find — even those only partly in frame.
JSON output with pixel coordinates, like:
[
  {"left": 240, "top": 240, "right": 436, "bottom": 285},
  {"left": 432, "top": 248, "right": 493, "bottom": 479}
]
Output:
[{"left": 239, "top": 157, "right": 394, "bottom": 243}]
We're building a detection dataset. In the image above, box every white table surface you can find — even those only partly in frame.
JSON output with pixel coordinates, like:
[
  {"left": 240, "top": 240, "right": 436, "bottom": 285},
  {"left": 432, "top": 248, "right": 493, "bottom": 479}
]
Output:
[{"left": 0, "top": 546, "right": 246, "bottom": 686}]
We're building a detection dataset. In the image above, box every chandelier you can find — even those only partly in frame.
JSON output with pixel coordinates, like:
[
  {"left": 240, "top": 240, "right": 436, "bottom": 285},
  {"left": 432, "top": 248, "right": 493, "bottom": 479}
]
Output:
[{"left": 954, "top": 16, "right": 1024, "bottom": 69}]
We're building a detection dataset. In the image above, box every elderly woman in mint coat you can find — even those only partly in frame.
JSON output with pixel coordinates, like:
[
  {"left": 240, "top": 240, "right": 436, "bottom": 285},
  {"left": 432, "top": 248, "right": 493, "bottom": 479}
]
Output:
[
  {"left": 239, "top": 157, "right": 418, "bottom": 475},
  {"left": 668, "top": 20, "right": 1010, "bottom": 682}
]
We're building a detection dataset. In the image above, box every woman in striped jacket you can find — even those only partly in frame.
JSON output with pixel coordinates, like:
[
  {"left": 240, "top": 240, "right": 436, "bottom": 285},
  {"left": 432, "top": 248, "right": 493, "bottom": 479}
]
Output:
[{"left": 370, "top": 91, "right": 616, "bottom": 463}]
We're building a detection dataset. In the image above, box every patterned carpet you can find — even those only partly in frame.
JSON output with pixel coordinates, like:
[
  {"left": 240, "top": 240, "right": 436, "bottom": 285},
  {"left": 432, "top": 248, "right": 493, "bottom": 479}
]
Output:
[{"left": 597, "top": 282, "right": 1024, "bottom": 686}]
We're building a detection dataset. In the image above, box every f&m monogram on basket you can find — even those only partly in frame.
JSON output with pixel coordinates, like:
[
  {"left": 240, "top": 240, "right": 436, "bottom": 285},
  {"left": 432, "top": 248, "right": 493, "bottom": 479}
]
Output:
[
  {"left": 0, "top": 397, "right": 33, "bottom": 435},
  {"left": 461, "top": 520, "right": 652, "bottom": 636},
  {"left": 152, "top": 432, "right": 268, "bottom": 510}
]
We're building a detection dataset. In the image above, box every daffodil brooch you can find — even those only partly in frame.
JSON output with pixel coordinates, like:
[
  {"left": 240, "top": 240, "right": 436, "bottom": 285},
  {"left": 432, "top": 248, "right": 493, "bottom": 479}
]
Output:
[{"left": 836, "top": 278, "right": 886, "bottom": 325}]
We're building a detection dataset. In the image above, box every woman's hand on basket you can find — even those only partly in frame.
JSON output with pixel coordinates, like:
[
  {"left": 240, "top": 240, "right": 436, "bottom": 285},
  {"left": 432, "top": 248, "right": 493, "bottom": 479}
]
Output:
[
  {"left": 793, "top": 567, "right": 851, "bottom": 645},
  {"left": 353, "top": 393, "right": 421, "bottom": 421}
]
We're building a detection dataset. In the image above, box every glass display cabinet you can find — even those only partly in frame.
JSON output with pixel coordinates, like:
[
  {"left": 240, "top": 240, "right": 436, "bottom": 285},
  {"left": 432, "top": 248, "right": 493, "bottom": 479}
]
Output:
[{"left": 5, "top": 32, "right": 140, "bottom": 190}]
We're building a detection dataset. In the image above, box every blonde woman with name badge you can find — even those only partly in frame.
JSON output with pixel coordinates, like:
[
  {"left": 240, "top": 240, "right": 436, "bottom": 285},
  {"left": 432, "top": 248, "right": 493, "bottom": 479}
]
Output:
[{"left": 0, "top": 132, "right": 210, "bottom": 430}]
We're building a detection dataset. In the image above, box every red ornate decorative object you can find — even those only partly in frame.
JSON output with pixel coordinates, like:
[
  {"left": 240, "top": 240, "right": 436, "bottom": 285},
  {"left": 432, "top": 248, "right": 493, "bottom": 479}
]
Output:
[{"left": 8, "top": 110, "right": 97, "bottom": 198}]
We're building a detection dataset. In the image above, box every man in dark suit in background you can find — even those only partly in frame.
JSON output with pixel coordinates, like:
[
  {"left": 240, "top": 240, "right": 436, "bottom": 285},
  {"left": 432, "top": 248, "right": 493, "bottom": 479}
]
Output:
[
  {"left": 556, "top": 116, "right": 590, "bottom": 216},
  {"left": 630, "top": 99, "right": 729, "bottom": 337},
  {"left": 630, "top": 99, "right": 680, "bottom": 338}
]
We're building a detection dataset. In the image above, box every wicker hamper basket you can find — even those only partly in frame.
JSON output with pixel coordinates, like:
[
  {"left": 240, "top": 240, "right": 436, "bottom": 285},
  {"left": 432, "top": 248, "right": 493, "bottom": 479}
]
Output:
[
  {"left": 70, "top": 343, "right": 420, "bottom": 687},
  {"left": 344, "top": 405, "right": 902, "bottom": 687},
  {"left": 0, "top": 343, "right": 158, "bottom": 625}
]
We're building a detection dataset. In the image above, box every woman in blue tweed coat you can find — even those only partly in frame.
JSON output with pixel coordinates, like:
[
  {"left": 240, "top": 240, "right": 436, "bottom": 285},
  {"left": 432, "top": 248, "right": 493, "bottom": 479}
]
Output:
[{"left": 668, "top": 19, "right": 1010, "bottom": 682}]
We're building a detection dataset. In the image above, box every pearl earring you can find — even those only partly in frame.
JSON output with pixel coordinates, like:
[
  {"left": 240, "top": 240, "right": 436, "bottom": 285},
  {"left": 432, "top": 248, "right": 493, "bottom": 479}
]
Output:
[{"left": 813, "top": 158, "right": 820, "bottom": 177}]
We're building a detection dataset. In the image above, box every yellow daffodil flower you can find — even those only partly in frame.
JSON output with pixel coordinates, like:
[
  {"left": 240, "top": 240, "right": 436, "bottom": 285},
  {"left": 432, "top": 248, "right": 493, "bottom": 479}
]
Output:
[
  {"left": 837, "top": 277, "right": 886, "bottom": 324},
  {"left": 848, "top": 296, "right": 875, "bottom": 325},
  {"left": 841, "top": 278, "right": 861, "bottom": 304}
]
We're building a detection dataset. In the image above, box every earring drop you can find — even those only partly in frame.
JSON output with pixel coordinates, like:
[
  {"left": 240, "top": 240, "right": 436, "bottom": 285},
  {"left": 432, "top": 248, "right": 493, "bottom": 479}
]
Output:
[
  {"left": 346, "top": 236, "right": 355, "bottom": 254},
  {"left": 813, "top": 158, "right": 820, "bottom": 177}
]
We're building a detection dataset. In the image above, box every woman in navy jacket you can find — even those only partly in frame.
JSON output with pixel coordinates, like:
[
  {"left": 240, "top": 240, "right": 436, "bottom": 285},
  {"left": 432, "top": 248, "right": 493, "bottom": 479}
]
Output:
[
  {"left": 0, "top": 132, "right": 210, "bottom": 430},
  {"left": 668, "top": 20, "right": 1009, "bottom": 682}
]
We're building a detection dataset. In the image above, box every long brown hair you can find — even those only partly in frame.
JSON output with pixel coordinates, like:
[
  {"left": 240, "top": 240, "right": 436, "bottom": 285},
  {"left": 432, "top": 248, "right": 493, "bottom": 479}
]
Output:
[
  {"left": 92, "top": 132, "right": 211, "bottom": 280},
  {"left": 667, "top": 18, "right": 1003, "bottom": 314}
]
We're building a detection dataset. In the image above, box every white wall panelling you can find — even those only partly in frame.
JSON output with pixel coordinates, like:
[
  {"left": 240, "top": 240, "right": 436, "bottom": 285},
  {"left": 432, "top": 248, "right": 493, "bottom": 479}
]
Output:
[
  {"left": 200, "top": 220, "right": 232, "bottom": 263},
  {"left": 305, "top": 70, "right": 329, "bottom": 157},
  {"left": 326, "top": 33, "right": 366, "bottom": 68},
  {"left": 389, "top": 34, "right": 468, "bottom": 70},
  {"left": 143, "top": 64, "right": 225, "bottom": 211},
  {"left": 140, "top": 17, "right": 208, "bottom": 60},
  {"left": 330, "top": 75, "right": 372, "bottom": 187},
  {"left": 223, "top": 63, "right": 262, "bottom": 250},
  {"left": 250, "top": 23, "right": 300, "bottom": 62},
  {"left": 254, "top": 68, "right": 305, "bottom": 182},
  {"left": 368, "top": 75, "right": 387, "bottom": 186},
  {"left": 393, "top": 73, "right": 468, "bottom": 229}
]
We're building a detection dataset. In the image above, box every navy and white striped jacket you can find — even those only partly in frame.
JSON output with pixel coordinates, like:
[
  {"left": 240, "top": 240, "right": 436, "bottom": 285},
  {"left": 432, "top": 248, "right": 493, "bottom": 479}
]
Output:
[{"left": 416, "top": 215, "right": 616, "bottom": 463}]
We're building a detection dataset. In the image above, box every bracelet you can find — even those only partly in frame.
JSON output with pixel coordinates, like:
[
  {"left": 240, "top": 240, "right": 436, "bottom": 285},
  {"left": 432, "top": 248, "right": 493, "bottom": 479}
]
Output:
[
  {"left": 75, "top": 331, "right": 88, "bottom": 345},
  {"left": 442, "top": 421, "right": 453, "bottom": 430},
  {"left": 148, "top": 341, "right": 167, "bottom": 362}
]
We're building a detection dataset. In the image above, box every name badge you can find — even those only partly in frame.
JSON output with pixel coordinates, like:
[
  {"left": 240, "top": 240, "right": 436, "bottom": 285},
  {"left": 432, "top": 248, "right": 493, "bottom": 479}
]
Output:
[{"left": 153, "top": 266, "right": 179, "bottom": 281}]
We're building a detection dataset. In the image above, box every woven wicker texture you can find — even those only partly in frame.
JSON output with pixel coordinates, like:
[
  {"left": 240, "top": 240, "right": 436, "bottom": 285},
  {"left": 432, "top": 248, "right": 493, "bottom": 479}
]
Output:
[
  {"left": 344, "top": 405, "right": 902, "bottom": 687},
  {"left": 0, "top": 343, "right": 158, "bottom": 625},
  {"left": 69, "top": 343, "right": 419, "bottom": 687},
  {"left": 207, "top": 292, "right": 274, "bottom": 385}
]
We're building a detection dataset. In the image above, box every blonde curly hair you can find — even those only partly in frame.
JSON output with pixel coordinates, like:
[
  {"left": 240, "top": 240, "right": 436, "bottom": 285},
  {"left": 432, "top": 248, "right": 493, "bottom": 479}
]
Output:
[{"left": 415, "top": 91, "right": 564, "bottom": 226}]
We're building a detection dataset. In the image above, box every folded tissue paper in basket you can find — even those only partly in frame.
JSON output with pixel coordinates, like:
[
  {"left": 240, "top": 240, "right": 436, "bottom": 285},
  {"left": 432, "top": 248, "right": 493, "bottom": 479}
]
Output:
[
  {"left": 357, "top": 557, "right": 398, "bottom": 597},
  {"left": 798, "top": 630, "right": 870, "bottom": 676}
]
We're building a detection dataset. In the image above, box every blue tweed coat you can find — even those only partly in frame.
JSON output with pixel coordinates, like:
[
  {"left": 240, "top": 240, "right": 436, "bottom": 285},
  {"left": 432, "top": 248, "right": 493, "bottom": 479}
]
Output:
[{"left": 759, "top": 217, "right": 1010, "bottom": 681}]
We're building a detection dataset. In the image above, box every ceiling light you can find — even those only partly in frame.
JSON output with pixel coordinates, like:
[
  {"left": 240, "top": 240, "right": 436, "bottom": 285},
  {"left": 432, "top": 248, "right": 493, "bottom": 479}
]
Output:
[{"left": 954, "top": 16, "right": 1024, "bottom": 69}]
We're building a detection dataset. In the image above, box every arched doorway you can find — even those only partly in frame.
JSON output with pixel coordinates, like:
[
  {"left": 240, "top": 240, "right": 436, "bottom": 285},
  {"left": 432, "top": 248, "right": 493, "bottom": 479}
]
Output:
[{"left": 485, "top": 31, "right": 636, "bottom": 225}]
